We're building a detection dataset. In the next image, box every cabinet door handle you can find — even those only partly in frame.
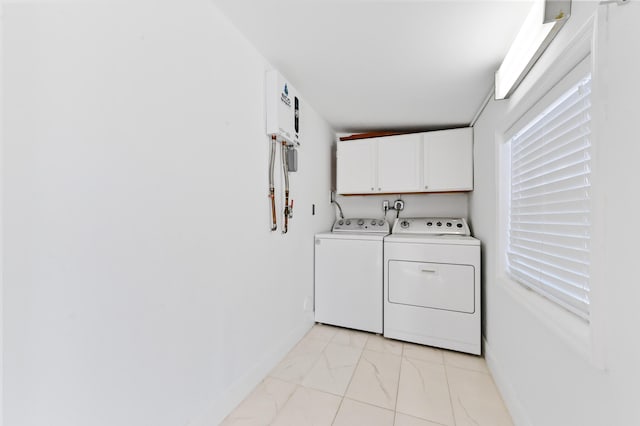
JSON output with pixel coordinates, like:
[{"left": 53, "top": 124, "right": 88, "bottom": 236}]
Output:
[
  {"left": 378, "top": 187, "right": 381, "bottom": 191},
  {"left": 424, "top": 185, "right": 429, "bottom": 189},
  {"left": 371, "top": 187, "right": 374, "bottom": 191},
  {"left": 421, "top": 269, "right": 436, "bottom": 273}
]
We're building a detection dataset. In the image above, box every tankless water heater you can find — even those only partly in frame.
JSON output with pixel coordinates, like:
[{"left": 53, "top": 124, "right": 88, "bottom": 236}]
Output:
[{"left": 265, "top": 70, "right": 300, "bottom": 146}]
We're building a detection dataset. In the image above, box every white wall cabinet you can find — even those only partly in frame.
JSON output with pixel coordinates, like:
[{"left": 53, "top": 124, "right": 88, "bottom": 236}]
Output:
[
  {"left": 337, "top": 128, "right": 473, "bottom": 195},
  {"left": 336, "top": 139, "right": 377, "bottom": 194},
  {"left": 377, "top": 134, "right": 422, "bottom": 193},
  {"left": 423, "top": 128, "right": 473, "bottom": 192}
]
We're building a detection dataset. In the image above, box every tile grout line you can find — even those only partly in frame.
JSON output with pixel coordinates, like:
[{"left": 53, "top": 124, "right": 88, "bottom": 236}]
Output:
[
  {"left": 268, "top": 383, "right": 302, "bottom": 425},
  {"left": 445, "top": 362, "right": 489, "bottom": 374},
  {"left": 269, "top": 327, "right": 335, "bottom": 385},
  {"left": 442, "top": 361, "right": 490, "bottom": 375},
  {"left": 269, "top": 325, "right": 339, "bottom": 425},
  {"left": 235, "top": 324, "right": 497, "bottom": 426},
  {"left": 392, "top": 341, "right": 405, "bottom": 425},
  {"left": 237, "top": 325, "right": 499, "bottom": 426},
  {"left": 342, "top": 397, "right": 397, "bottom": 412},
  {"left": 404, "top": 346, "right": 486, "bottom": 371},
  {"left": 442, "top": 356, "right": 458, "bottom": 426},
  {"left": 296, "top": 326, "right": 340, "bottom": 391},
  {"left": 329, "top": 332, "right": 370, "bottom": 425}
]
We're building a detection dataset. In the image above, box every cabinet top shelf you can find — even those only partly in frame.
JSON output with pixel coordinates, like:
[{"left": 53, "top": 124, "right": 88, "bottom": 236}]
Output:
[
  {"left": 339, "top": 127, "right": 471, "bottom": 142},
  {"left": 339, "top": 131, "right": 414, "bottom": 141}
]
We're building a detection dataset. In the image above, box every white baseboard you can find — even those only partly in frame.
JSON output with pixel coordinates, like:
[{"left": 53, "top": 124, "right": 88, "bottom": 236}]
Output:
[
  {"left": 191, "top": 319, "right": 315, "bottom": 426},
  {"left": 483, "top": 337, "right": 532, "bottom": 426}
]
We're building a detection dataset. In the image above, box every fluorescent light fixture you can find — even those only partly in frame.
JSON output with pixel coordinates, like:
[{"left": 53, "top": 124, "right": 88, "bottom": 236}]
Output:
[{"left": 495, "top": 0, "right": 571, "bottom": 100}]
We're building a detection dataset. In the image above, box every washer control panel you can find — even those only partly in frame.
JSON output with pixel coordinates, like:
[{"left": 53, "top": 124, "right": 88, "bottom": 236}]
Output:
[
  {"left": 392, "top": 218, "right": 470, "bottom": 236},
  {"left": 332, "top": 218, "right": 390, "bottom": 233}
]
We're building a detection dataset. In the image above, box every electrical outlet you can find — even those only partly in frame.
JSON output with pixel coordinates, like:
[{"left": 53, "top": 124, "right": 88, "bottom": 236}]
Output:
[{"left": 393, "top": 199, "right": 405, "bottom": 211}]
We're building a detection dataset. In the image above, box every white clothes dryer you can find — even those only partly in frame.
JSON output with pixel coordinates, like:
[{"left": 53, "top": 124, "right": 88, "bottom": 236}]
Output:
[
  {"left": 384, "top": 218, "right": 481, "bottom": 354},
  {"left": 314, "top": 218, "right": 390, "bottom": 333}
]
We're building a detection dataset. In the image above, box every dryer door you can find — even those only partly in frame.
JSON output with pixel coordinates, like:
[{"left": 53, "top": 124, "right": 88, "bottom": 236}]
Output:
[{"left": 388, "top": 260, "right": 475, "bottom": 313}]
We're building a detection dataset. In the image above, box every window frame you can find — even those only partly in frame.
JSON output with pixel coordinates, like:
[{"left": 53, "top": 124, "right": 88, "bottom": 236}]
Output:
[
  {"left": 505, "top": 62, "right": 592, "bottom": 321},
  {"left": 495, "top": 15, "right": 607, "bottom": 368}
]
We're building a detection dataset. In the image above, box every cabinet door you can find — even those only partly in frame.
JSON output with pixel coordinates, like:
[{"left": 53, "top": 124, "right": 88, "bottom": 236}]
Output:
[
  {"left": 337, "top": 140, "right": 376, "bottom": 194},
  {"left": 377, "top": 134, "right": 422, "bottom": 193},
  {"left": 423, "top": 128, "right": 473, "bottom": 191}
]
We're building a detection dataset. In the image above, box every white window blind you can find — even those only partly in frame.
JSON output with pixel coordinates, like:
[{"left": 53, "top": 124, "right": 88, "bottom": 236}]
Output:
[{"left": 507, "top": 74, "right": 592, "bottom": 321}]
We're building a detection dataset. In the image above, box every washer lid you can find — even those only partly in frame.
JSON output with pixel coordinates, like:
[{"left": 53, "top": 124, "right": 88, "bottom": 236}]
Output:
[
  {"left": 384, "top": 234, "right": 480, "bottom": 246},
  {"left": 315, "top": 232, "right": 388, "bottom": 241}
]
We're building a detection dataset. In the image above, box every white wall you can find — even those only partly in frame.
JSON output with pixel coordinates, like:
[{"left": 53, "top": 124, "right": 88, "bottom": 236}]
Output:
[
  {"left": 334, "top": 193, "right": 469, "bottom": 226},
  {"left": 0, "top": 3, "right": 4, "bottom": 425},
  {"left": 2, "top": 1, "right": 335, "bottom": 425},
  {"left": 471, "top": 2, "right": 640, "bottom": 425}
]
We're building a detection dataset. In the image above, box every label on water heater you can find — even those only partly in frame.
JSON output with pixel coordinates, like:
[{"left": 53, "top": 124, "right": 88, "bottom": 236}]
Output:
[
  {"left": 280, "top": 83, "right": 292, "bottom": 107},
  {"left": 266, "top": 70, "right": 301, "bottom": 146}
]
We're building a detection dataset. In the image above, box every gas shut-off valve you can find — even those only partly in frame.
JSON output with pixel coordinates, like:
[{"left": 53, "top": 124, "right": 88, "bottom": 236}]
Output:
[{"left": 285, "top": 200, "right": 294, "bottom": 219}]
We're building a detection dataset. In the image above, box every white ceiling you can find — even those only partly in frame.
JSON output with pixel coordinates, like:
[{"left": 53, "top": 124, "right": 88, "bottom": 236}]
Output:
[{"left": 211, "top": 0, "right": 533, "bottom": 133}]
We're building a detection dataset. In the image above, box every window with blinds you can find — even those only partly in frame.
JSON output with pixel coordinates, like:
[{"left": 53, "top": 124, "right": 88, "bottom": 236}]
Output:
[{"left": 507, "top": 73, "right": 592, "bottom": 321}]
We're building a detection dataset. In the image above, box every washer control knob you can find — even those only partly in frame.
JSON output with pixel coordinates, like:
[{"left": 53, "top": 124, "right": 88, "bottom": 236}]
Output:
[
  {"left": 436, "top": 221, "right": 442, "bottom": 227},
  {"left": 400, "top": 220, "right": 410, "bottom": 228},
  {"left": 378, "top": 220, "right": 385, "bottom": 226},
  {"left": 346, "top": 220, "right": 351, "bottom": 225},
  {"left": 427, "top": 221, "right": 433, "bottom": 226},
  {"left": 358, "top": 219, "right": 364, "bottom": 225},
  {"left": 371, "top": 220, "right": 377, "bottom": 225},
  {"left": 457, "top": 223, "right": 463, "bottom": 228},
  {"left": 446, "top": 222, "right": 452, "bottom": 227},
  {"left": 338, "top": 220, "right": 344, "bottom": 225}
]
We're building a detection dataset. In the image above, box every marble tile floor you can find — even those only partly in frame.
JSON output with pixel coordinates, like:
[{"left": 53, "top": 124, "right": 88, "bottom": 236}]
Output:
[{"left": 221, "top": 324, "right": 513, "bottom": 426}]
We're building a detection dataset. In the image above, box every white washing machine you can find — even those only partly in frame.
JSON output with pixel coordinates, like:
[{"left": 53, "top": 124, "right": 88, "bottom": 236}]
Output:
[
  {"left": 314, "top": 218, "right": 390, "bottom": 333},
  {"left": 384, "top": 218, "right": 481, "bottom": 355}
]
